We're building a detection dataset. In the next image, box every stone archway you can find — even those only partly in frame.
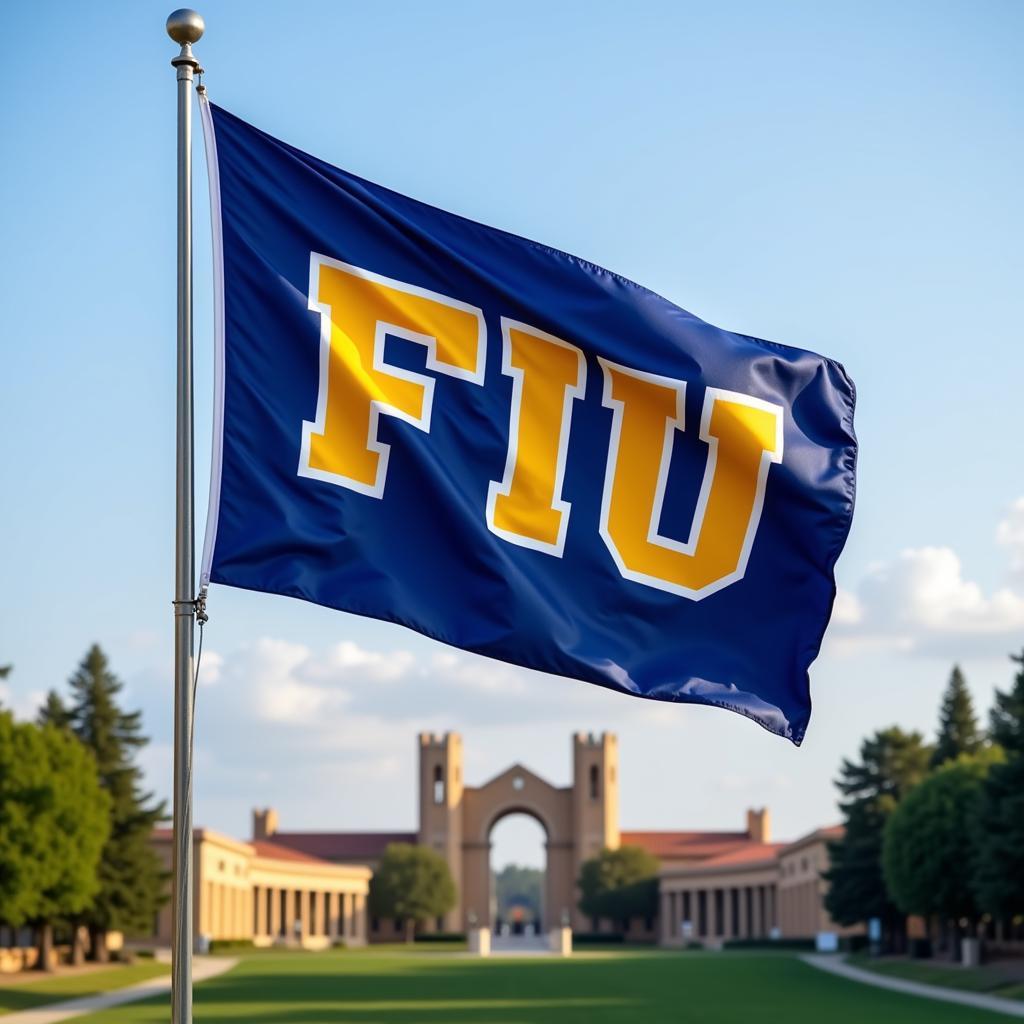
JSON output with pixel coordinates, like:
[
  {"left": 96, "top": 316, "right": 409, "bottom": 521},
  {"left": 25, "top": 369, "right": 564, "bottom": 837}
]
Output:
[
  {"left": 460, "top": 764, "right": 576, "bottom": 931},
  {"left": 416, "top": 732, "right": 619, "bottom": 932}
]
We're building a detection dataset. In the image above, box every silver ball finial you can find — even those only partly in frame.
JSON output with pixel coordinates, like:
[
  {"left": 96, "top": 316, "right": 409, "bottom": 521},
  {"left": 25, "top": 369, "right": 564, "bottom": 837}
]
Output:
[{"left": 166, "top": 9, "right": 205, "bottom": 46}]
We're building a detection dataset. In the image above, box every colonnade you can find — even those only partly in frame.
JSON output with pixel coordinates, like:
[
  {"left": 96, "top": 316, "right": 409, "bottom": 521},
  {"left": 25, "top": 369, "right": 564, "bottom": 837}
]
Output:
[
  {"left": 660, "top": 883, "right": 777, "bottom": 945},
  {"left": 250, "top": 885, "right": 366, "bottom": 946}
]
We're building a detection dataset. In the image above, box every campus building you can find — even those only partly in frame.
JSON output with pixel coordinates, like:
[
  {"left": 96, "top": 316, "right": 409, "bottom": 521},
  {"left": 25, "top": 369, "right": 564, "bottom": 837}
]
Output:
[
  {"left": 150, "top": 828, "right": 371, "bottom": 948},
  {"left": 152, "top": 731, "right": 853, "bottom": 947}
]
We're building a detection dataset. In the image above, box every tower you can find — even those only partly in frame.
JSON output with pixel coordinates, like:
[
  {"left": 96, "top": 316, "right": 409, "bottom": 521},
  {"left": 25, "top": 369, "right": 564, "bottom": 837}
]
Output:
[
  {"left": 417, "top": 732, "right": 464, "bottom": 929},
  {"left": 571, "top": 732, "right": 620, "bottom": 884}
]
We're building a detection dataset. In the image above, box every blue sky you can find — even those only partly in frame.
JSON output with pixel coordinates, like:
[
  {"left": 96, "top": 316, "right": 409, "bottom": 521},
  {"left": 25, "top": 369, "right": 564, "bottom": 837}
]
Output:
[{"left": 2, "top": 0, "right": 1022, "bottom": 869}]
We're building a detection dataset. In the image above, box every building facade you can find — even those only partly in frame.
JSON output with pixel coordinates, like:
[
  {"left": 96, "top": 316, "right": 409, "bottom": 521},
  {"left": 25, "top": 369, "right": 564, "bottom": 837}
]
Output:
[
  {"left": 150, "top": 828, "right": 371, "bottom": 948},
  {"left": 152, "top": 731, "right": 851, "bottom": 946}
]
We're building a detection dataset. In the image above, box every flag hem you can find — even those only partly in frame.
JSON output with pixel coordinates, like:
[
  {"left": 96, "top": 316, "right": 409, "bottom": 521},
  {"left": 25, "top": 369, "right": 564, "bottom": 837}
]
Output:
[{"left": 199, "top": 93, "right": 226, "bottom": 589}]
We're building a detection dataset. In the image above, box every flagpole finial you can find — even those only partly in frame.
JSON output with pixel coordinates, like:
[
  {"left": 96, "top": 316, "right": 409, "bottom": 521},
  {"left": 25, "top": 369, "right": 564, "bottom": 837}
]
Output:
[{"left": 166, "top": 9, "right": 204, "bottom": 46}]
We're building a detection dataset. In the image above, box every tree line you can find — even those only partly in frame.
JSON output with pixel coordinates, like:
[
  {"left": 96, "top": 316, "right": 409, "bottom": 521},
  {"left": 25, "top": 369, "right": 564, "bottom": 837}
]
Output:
[
  {"left": 0, "top": 646, "right": 166, "bottom": 970},
  {"left": 825, "top": 654, "right": 1024, "bottom": 954}
]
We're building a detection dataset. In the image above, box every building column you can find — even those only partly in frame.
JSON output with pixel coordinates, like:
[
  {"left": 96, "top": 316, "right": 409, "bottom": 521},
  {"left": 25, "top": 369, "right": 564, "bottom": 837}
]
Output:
[
  {"left": 660, "top": 890, "right": 672, "bottom": 945},
  {"left": 270, "top": 888, "right": 282, "bottom": 937},
  {"left": 298, "top": 890, "right": 309, "bottom": 944},
  {"left": 769, "top": 885, "right": 778, "bottom": 932},
  {"left": 738, "top": 886, "right": 749, "bottom": 938},
  {"left": 327, "top": 892, "right": 339, "bottom": 941},
  {"left": 344, "top": 892, "right": 356, "bottom": 937},
  {"left": 284, "top": 888, "right": 297, "bottom": 942},
  {"left": 354, "top": 893, "right": 367, "bottom": 944},
  {"left": 254, "top": 886, "right": 265, "bottom": 937},
  {"left": 723, "top": 889, "right": 734, "bottom": 940}
]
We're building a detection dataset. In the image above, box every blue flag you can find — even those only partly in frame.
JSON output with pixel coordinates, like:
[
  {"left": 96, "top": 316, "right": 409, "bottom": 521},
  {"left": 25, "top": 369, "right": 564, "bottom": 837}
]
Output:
[{"left": 199, "top": 99, "right": 856, "bottom": 744}]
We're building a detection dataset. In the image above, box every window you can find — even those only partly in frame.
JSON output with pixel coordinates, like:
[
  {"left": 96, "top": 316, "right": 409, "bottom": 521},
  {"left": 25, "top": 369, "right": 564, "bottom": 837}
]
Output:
[
  {"left": 433, "top": 764, "right": 445, "bottom": 804},
  {"left": 589, "top": 764, "right": 599, "bottom": 800}
]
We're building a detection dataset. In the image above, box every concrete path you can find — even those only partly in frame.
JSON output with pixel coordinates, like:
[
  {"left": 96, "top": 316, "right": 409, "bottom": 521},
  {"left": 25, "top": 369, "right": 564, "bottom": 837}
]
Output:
[
  {"left": 2, "top": 956, "right": 238, "bottom": 1024},
  {"left": 803, "top": 954, "right": 1024, "bottom": 1018}
]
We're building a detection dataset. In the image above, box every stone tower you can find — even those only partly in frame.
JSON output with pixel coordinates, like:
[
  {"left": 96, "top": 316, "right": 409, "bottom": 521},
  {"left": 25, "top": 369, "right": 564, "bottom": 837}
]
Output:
[
  {"left": 571, "top": 732, "right": 620, "bottom": 904},
  {"left": 417, "top": 732, "right": 464, "bottom": 930}
]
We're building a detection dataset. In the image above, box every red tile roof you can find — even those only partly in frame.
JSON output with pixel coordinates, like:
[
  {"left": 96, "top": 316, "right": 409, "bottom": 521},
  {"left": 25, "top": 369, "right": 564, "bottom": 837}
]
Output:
[
  {"left": 251, "top": 839, "right": 329, "bottom": 864},
  {"left": 622, "top": 830, "right": 752, "bottom": 860},
  {"left": 269, "top": 832, "right": 416, "bottom": 862},
  {"left": 700, "top": 842, "right": 785, "bottom": 867}
]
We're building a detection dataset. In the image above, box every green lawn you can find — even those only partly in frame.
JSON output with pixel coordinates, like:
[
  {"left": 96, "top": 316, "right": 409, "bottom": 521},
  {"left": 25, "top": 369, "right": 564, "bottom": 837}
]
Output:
[
  {"left": 0, "top": 962, "right": 168, "bottom": 1016},
  {"left": 848, "top": 953, "right": 1024, "bottom": 1002},
  {"left": 64, "top": 948, "right": 1015, "bottom": 1023}
]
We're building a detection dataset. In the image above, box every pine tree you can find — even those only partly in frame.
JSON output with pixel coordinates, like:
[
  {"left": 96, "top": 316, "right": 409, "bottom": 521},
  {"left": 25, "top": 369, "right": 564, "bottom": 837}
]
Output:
[
  {"left": 37, "top": 690, "right": 71, "bottom": 730},
  {"left": 971, "top": 652, "right": 1024, "bottom": 920},
  {"left": 824, "top": 727, "right": 932, "bottom": 949},
  {"left": 67, "top": 645, "right": 167, "bottom": 959},
  {"left": 932, "top": 665, "right": 983, "bottom": 767}
]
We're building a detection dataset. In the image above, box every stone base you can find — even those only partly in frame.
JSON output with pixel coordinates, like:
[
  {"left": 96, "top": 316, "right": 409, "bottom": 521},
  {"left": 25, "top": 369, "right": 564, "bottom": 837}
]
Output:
[
  {"left": 549, "top": 927, "right": 572, "bottom": 956},
  {"left": 468, "top": 927, "right": 491, "bottom": 957}
]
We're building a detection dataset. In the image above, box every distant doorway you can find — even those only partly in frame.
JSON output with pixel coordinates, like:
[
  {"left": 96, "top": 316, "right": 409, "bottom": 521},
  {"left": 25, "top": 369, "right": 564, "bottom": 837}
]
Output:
[{"left": 489, "top": 813, "right": 546, "bottom": 937}]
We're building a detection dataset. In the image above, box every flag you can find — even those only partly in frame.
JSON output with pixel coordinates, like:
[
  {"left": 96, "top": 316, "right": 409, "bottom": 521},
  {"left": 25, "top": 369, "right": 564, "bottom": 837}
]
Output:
[{"left": 198, "top": 99, "right": 857, "bottom": 744}]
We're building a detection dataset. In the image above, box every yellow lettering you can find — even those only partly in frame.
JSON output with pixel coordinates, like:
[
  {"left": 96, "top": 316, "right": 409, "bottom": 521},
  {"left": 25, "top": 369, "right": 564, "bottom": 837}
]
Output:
[
  {"left": 487, "top": 320, "right": 586, "bottom": 554},
  {"left": 299, "top": 255, "right": 485, "bottom": 496},
  {"left": 599, "top": 360, "right": 783, "bottom": 598}
]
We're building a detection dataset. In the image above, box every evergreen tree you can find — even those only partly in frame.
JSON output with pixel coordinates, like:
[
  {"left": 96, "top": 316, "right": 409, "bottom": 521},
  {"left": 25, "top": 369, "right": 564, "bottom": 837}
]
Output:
[
  {"left": 0, "top": 663, "right": 10, "bottom": 708},
  {"left": 67, "top": 645, "right": 167, "bottom": 959},
  {"left": 971, "top": 651, "right": 1024, "bottom": 919},
  {"left": 823, "top": 727, "right": 932, "bottom": 948},
  {"left": 932, "top": 665, "right": 983, "bottom": 767},
  {"left": 37, "top": 690, "right": 71, "bottom": 730}
]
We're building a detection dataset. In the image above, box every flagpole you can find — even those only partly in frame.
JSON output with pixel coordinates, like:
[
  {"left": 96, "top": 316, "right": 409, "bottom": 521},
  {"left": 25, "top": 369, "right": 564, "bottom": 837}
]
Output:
[{"left": 167, "top": 10, "right": 204, "bottom": 1024}]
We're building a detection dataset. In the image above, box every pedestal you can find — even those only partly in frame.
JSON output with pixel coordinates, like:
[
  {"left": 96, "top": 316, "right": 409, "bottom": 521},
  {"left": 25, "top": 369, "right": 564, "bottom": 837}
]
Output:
[
  {"left": 549, "top": 927, "right": 572, "bottom": 956},
  {"left": 468, "top": 927, "right": 491, "bottom": 957}
]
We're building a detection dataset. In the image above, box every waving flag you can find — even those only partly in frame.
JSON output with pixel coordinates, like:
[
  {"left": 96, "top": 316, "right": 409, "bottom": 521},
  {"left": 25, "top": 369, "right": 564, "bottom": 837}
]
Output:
[{"left": 198, "top": 99, "right": 856, "bottom": 744}]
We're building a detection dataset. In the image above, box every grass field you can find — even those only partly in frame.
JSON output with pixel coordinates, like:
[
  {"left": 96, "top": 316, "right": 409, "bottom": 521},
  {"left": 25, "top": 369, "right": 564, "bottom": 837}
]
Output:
[
  {"left": 62, "top": 948, "right": 1012, "bottom": 1023},
  {"left": 0, "top": 962, "right": 168, "bottom": 1016}
]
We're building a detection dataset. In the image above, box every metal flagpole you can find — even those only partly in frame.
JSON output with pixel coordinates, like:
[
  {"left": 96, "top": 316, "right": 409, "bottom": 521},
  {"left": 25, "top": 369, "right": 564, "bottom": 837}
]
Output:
[{"left": 166, "top": 9, "right": 204, "bottom": 1024}]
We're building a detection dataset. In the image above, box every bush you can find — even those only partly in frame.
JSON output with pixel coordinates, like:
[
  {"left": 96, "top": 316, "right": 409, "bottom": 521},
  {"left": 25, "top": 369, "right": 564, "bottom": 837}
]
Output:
[
  {"left": 571, "top": 932, "right": 625, "bottom": 945},
  {"left": 415, "top": 933, "right": 465, "bottom": 944},
  {"left": 208, "top": 939, "right": 255, "bottom": 953},
  {"left": 909, "top": 938, "right": 933, "bottom": 959},
  {"left": 722, "top": 938, "right": 815, "bottom": 951},
  {"left": 685, "top": 941, "right": 705, "bottom": 950}
]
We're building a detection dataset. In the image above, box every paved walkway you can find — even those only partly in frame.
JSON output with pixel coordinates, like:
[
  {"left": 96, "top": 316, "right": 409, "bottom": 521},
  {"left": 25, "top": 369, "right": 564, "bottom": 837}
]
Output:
[
  {"left": 2, "top": 956, "right": 238, "bottom": 1024},
  {"left": 803, "top": 954, "right": 1024, "bottom": 1018}
]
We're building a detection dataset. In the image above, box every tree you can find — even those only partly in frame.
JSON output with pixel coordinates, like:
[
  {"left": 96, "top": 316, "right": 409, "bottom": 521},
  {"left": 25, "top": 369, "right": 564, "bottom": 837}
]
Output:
[
  {"left": 932, "top": 666, "right": 983, "bottom": 768},
  {"left": 37, "top": 690, "right": 72, "bottom": 730},
  {"left": 971, "top": 651, "right": 1024, "bottom": 920},
  {"left": 67, "top": 645, "right": 167, "bottom": 960},
  {"left": 883, "top": 750, "right": 1001, "bottom": 942},
  {"left": 824, "top": 727, "right": 932, "bottom": 948},
  {"left": 0, "top": 712, "right": 110, "bottom": 970},
  {"left": 368, "top": 843, "right": 456, "bottom": 942},
  {"left": 578, "top": 845, "right": 660, "bottom": 929}
]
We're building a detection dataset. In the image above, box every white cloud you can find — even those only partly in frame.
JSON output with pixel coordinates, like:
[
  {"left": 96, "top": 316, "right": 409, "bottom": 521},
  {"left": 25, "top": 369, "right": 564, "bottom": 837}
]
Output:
[
  {"left": 831, "top": 501, "right": 1024, "bottom": 656},
  {"left": 997, "top": 497, "right": 1024, "bottom": 576}
]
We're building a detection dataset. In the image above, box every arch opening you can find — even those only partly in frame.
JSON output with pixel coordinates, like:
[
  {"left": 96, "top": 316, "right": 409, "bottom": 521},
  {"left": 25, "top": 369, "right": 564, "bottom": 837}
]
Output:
[{"left": 489, "top": 811, "right": 547, "bottom": 936}]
